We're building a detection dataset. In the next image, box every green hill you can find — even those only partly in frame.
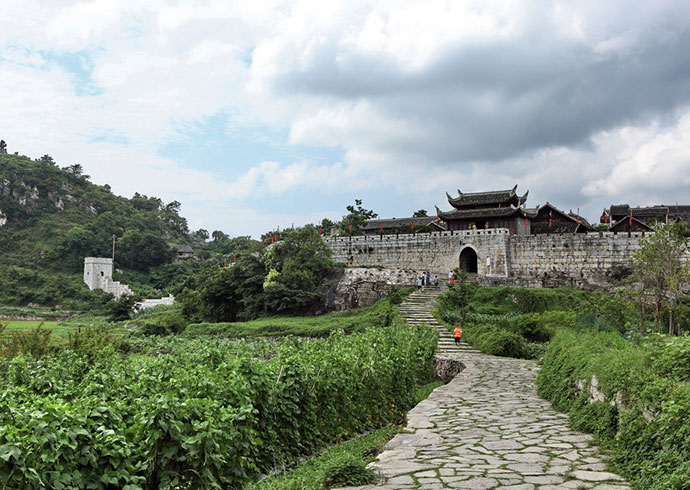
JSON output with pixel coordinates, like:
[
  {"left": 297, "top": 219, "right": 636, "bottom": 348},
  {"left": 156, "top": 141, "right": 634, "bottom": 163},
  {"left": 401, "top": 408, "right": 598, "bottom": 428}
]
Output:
[{"left": 0, "top": 152, "right": 214, "bottom": 308}]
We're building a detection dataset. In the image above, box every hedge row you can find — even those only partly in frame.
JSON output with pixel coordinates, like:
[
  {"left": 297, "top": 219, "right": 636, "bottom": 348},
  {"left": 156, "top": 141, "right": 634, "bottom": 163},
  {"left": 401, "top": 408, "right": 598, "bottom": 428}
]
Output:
[
  {"left": 0, "top": 323, "right": 437, "bottom": 489},
  {"left": 537, "top": 330, "right": 690, "bottom": 489}
]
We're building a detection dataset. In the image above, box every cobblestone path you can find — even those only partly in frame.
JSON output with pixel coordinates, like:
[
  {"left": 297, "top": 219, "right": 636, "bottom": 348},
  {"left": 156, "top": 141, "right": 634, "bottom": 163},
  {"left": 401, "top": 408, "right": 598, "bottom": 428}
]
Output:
[{"left": 339, "top": 289, "right": 630, "bottom": 490}]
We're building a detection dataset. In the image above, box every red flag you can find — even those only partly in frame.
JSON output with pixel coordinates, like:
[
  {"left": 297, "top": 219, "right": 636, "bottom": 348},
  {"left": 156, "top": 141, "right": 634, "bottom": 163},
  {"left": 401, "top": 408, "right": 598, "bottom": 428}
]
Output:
[
  {"left": 319, "top": 227, "right": 323, "bottom": 234},
  {"left": 629, "top": 216, "right": 633, "bottom": 226},
  {"left": 576, "top": 216, "right": 580, "bottom": 224},
  {"left": 411, "top": 220, "right": 415, "bottom": 230},
  {"left": 348, "top": 225, "right": 352, "bottom": 233},
  {"left": 380, "top": 223, "right": 383, "bottom": 231},
  {"left": 549, "top": 218, "right": 553, "bottom": 227},
  {"left": 525, "top": 218, "right": 529, "bottom": 226}
]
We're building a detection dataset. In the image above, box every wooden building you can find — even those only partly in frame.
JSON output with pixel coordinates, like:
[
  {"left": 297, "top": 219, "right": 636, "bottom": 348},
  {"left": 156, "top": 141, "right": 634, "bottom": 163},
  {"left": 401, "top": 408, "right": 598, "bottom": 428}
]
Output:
[
  {"left": 362, "top": 216, "right": 446, "bottom": 235},
  {"left": 529, "top": 203, "right": 593, "bottom": 234},
  {"left": 600, "top": 204, "right": 690, "bottom": 231},
  {"left": 436, "top": 185, "right": 534, "bottom": 235}
]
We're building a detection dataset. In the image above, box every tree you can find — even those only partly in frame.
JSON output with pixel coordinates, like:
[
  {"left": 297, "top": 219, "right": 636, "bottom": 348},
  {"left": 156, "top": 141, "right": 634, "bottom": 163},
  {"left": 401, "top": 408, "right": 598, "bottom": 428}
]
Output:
[
  {"left": 263, "top": 226, "right": 335, "bottom": 314},
  {"left": 65, "top": 164, "right": 83, "bottom": 176},
  {"left": 194, "top": 229, "right": 210, "bottom": 241},
  {"left": 413, "top": 209, "right": 428, "bottom": 217},
  {"left": 212, "top": 230, "right": 228, "bottom": 241},
  {"left": 339, "top": 199, "right": 378, "bottom": 235},
  {"left": 631, "top": 223, "right": 690, "bottom": 334},
  {"left": 38, "top": 154, "right": 55, "bottom": 166},
  {"left": 116, "top": 230, "right": 175, "bottom": 271},
  {"left": 0, "top": 140, "right": 7, "bottom": 154}
]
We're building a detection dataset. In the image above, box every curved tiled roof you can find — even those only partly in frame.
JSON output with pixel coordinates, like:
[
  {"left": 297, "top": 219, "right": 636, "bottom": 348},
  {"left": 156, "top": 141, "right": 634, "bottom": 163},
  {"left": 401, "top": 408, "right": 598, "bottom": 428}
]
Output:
[
  {"left": 446, "top": 185, "right": 528, "bottom": 209},
  {"left": 436, "top": 205, "right": 535, "bottom": 220},
  {"left": 362, "top": 216, "right": 445, "bottom": 231}
]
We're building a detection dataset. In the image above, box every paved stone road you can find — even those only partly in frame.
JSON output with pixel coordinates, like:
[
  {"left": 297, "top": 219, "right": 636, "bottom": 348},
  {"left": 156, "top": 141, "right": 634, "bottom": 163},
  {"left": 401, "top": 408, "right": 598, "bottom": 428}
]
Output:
[
  {"left": 341, "top": 351, "right": 630, "bottom": 490},
  {"left": 338, "top": 289, "right": 630, "bottom": 489}
]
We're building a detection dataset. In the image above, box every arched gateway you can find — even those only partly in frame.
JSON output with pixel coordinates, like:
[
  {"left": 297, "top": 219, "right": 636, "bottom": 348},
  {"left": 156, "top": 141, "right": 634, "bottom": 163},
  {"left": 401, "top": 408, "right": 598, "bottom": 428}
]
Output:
[{"left": 459, "top": 247, "right": 478, "bottom": 273}]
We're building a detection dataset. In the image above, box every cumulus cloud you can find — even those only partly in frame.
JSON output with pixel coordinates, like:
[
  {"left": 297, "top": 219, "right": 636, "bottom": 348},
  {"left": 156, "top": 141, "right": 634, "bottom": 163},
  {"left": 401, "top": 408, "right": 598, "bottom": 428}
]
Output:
[{"left": 1, "top": 0, "right": 690, "bottom": 236}]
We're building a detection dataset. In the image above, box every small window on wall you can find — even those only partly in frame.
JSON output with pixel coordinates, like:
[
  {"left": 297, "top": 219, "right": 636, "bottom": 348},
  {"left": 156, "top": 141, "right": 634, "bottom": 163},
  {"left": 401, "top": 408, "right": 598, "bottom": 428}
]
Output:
[{"left": 100, "top": 271, "right": 104, "bottom": 276}]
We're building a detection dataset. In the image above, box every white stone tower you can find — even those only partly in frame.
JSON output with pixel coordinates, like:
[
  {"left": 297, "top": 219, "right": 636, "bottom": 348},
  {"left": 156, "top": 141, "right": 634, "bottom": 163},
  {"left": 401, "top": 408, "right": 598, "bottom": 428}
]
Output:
[
  {"left": 83, "top": 257, "right": 113, "bottom": 290},
  {"left": 83, "top": 257, "right": 132, "bottom": 298}
]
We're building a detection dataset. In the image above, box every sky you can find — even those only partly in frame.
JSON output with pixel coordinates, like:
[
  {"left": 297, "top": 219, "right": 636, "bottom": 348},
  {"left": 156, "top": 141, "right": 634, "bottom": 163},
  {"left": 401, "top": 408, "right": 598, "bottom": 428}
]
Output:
[{"left": 2, "top": 0, "right": 690, "bottom": 238}]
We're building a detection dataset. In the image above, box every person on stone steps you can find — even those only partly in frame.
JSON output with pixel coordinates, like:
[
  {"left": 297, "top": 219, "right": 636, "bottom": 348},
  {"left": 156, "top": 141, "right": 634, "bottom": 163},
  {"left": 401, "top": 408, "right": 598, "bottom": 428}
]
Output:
[{"left": 454, "top": 325, "right": 462, "bottom": 345}]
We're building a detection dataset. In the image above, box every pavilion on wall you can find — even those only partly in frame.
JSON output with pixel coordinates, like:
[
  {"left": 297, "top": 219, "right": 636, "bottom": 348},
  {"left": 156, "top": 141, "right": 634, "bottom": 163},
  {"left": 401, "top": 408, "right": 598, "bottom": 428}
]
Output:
[
  {"left": 435, "top": 186, "right": 592, "bottom": 236},
  {"left": 435, "top": 185, "right": 533, "bottom": 235}
]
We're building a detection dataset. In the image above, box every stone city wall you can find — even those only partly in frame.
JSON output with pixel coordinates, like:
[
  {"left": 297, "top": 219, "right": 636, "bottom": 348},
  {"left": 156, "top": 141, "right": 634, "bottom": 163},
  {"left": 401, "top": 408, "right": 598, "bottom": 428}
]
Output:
[
  {"left": 326, "top": 229, "right": 511, "bottom": 278},
  {"left": 325, "top": 230, "right": 656, "bottom": 290}
]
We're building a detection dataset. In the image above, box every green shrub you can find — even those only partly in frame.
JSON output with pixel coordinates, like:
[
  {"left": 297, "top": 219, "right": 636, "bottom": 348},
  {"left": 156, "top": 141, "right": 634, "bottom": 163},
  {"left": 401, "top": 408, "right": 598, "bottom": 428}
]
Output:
[
  {"left": 0, "top": 319, "right": 437, "bottom": 488},
  {"left": 538, "top": 330, "right": 690, "bottom": 489},
  {"left": 463, "top": 324, "right": 528, "bottom": 358},
  {"left": 0, "top": 323, "right": 55, "bottom": 359},
  {"left": 135, "top": 308, "right": 188, "bottom": 336},
  {"left": 321, "top": 454, "right": 376, "bottom": 488}
]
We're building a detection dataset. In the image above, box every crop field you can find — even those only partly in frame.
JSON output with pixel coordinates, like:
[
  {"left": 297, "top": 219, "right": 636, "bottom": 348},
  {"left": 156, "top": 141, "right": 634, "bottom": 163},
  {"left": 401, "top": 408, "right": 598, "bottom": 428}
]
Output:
[
  {"left": 2, "top": 320, "right": 72, "bottom": 337},
  {"left": 0, "top": 297, "right": 439, "bottom": 489}
]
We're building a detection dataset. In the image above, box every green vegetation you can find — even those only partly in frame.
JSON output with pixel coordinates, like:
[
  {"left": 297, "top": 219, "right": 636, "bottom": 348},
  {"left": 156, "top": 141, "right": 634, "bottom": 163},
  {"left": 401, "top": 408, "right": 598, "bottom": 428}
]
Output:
[
  {"left": 248, "top": 378, "right": 443, "bottom": 490},
  {"left": 628, "top": 223, "right": 689, "bottom": 334},
  {"left": 0, "top": 152, "right": 208, "bottom": 307},
  {"left": 434, "top": 279, "right": 628, "bottom": 359},
  {"left": 538, "top": 331, "right": 690, "bottom": 489},
  {"left": 184, "top": 297, "right": 401, "bottom": 338},
  {"left": 3, "top": 320, "right": 64, "bottom": 336},
  {"left": 0, "top": 295, "right": 438, "bottom": 489},
  {"left": 179, "top": 226, "right": 336, "bottom": 322},
  {"left": 247, "top": 426, "right": 396, "bottom": 490}
]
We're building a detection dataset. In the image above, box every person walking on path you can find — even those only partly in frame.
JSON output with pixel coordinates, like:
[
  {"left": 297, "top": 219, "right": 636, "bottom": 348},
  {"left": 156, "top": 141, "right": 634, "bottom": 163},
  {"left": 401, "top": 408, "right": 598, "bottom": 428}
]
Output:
[
  {"left": 416, "top": 277, "right": 423, "bottom": 289},
  {"left": 448, "top": 270, "right": 454, "bottom": 285},
  {"left": 454, "top": 325, "right": 462, "bottom": 345},
  {"left": 425, "top": 271, "right": 431, "bottom": 286},
  {"left": 433, "top": 275, "right": 439, "bottom": 287}
]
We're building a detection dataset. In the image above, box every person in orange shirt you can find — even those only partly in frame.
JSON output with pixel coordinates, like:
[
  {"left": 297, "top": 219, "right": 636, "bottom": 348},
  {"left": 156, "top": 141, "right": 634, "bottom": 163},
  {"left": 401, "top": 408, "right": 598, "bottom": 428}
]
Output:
[{"left": 454, "top": 325, "right": 462, "bottom": 345}]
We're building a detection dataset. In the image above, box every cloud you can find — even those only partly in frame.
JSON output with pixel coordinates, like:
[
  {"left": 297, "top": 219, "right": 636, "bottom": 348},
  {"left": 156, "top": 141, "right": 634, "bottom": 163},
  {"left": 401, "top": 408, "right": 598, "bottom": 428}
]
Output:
[{"left": 2, "top": 0, "right": 690, "bottom": 237}]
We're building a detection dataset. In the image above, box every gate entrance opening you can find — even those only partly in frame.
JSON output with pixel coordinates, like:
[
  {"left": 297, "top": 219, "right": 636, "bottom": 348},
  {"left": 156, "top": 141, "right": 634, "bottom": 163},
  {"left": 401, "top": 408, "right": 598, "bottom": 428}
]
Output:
[{"left": 459, "top": 247, "right": 478, "bottom": 273}]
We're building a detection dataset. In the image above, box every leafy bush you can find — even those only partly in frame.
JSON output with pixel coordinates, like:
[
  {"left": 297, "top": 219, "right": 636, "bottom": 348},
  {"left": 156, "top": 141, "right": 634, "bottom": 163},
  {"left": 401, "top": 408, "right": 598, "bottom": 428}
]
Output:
[
  {"left": 538, "top": 330, "right": 690, "bottom": 489},
  {"left": 0, "top": 319, "right": 437, "bottom": 488},
  {"left": 321, "top": 454, "right": 376, "bottom": 488},
  {"left": 0, "top": 323, "right": 56, "bottom": 359},
  {"left": 462, "top": 323, "right": 528, "bottom": 358},
  {"left": 134, "top": 308, "right": 188, "bottom": 336}
]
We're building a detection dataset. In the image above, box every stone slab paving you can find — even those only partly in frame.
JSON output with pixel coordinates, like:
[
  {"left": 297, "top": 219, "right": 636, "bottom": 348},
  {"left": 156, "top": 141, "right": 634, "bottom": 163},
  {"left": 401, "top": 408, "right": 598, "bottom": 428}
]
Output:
[{"left": 337, "top": 351, "right": 630, "bottom": 490}]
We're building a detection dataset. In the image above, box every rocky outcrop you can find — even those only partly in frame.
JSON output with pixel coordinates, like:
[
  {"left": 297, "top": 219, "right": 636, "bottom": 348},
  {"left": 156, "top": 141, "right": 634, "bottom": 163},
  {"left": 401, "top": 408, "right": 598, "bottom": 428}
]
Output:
[
  {"left": 325, "top": 268, "right": 420, "bottom": 310},
  {"left": 434, "top": 356, "right": 465, "bottom": 383}
]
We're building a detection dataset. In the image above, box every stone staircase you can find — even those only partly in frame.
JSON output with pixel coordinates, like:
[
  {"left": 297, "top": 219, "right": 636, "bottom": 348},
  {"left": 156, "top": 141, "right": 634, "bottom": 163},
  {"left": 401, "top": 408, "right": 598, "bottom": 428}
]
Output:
[{"left": 398, "top": 286, "right": 480, "bottom": 355}]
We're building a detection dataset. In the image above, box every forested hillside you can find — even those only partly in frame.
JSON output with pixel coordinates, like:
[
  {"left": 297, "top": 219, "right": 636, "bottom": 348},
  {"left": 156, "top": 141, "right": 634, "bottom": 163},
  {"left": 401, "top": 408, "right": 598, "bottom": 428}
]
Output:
[{"left": 0, "top": 152, "right": 214, "bottom": 307}]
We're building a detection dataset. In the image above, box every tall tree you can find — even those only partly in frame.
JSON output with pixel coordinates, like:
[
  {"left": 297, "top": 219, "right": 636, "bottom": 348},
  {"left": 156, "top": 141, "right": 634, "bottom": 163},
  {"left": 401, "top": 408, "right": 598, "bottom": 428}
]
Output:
[
  {"left": 38, "top": 154, "right": 55, "bottom": 166},
  {"left": 413, "top": 209, "right": 428, "bottom": 217},
  {"left": 339, "top": 199, "right": 378, "bottom": 235},
  {"left": 631, "top": 223, "right": 690, "bottom": 334}
]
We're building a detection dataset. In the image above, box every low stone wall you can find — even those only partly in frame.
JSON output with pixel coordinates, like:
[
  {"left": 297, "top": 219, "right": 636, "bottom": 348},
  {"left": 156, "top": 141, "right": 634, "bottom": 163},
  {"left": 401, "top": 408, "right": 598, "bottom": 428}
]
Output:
[{"left": 137, "top": 294, "right": 175, "bottom": 310}]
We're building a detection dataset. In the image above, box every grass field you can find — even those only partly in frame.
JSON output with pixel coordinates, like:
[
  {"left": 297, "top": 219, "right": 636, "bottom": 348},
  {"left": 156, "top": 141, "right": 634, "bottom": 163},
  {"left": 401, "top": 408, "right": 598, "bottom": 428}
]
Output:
[{"left": 2, "top": 320, "right": 76, "bottom": 338}]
